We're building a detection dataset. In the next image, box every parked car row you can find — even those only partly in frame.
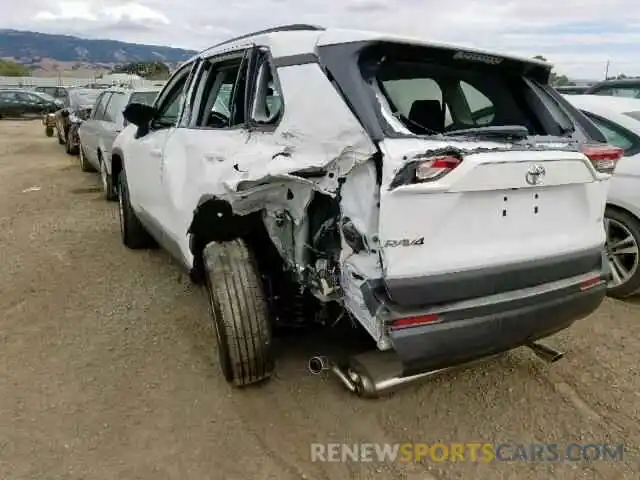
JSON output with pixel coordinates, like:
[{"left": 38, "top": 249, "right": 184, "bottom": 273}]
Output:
[{"left": 37, "top": 25, "right": 637, "bottom": 397}]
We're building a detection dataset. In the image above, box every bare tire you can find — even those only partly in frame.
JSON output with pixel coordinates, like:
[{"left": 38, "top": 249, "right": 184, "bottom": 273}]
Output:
[
  {"left": 117, "top": 170, "right": 156, "bottom": 249},
  {"left": 45, "top": 126, "right": 53, "bottom": 137},
  {"left": 605, "top": 207, "right": 640, "bottom": 299},
  {"left": 203, "top": 240, "right": 274, "bottom": 387}
]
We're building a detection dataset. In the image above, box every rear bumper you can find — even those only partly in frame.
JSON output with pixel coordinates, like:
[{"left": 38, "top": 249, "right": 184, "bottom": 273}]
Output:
[
  {"left": 361, "top": 250, "right": 608, "bottom": 376},
  {"left": 387, "top": 279, "right": 606, "bottom": 375}
]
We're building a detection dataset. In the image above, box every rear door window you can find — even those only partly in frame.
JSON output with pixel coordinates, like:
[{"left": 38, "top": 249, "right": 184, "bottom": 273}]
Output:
[
  {"left": 93, "top": 93, "right": 111, "bottom": 120},
  {"left": 104, "top": 92, "right": 128, "bottom": 123}
]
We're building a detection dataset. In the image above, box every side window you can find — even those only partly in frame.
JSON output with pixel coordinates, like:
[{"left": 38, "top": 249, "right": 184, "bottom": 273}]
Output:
[
  {"left": 584, "top": 112, "right": 635, "bottom": 152},
  {"left": 249, "top": 53, "right": 282, "bottom": 125},
  {"left": 93, "top": 93, "right": 111, "bottom": 120},
  {"left": 0, "top": 92, "right": 16, "bottom": 102},
  {"left": 460, "top": 81, "right": 495, "bottom": 125},
  {"left": 104, "top": 93, "right": 127, "bottom": 123},
  {"left": 192, "top": 52, "right": 248, "bottom": 129},
  {"left": 17, "top": 92, "right": 41, "bottom": 103},
  {"left": 152, "top": 64, "right": 193, "bottom": 128}
]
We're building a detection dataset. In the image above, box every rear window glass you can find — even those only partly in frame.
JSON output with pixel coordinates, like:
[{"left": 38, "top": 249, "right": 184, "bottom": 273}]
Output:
[
  {"left": 361, "top": 45, "right": 562, "bottom": 137},
  {"left": 69, "top": 89, "right": 101, "bottom": 108},
  {"left": 129, "top": 91, "right": 158, "bottom": 106},
  {"left": 593, "top": 86, "right": 640, "bottom": 99},
  {"left": 584, "top": 112, "right": 635, "bottom": 151}
]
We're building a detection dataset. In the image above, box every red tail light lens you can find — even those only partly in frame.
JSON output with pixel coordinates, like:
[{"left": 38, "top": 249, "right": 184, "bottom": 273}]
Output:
[
  {"left": 391, "top": 314, "right": 440, "bottom": 329},
  {"left": 415, "top": 155, "right": 462, "bottom": 182},
  {"left": 581, "top": 144, "right": 624, "bottom": 174}
]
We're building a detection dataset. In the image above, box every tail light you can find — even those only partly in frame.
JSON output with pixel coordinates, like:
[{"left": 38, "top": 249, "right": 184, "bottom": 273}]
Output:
[
  {"left": 415, "top": 155, "right": 462, "bottom": 182},
  {"left": 581, "top": 144, "right": 624, "bottom": 174},
  {"left": 391, "top": 314, "right": 440, "bottom": 330}
]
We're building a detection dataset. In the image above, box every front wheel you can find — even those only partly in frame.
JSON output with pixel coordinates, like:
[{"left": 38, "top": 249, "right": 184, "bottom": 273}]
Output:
[
  {"left": 203, "top": 240, "right": 274, "bottom": 387},
  {"left": 99, "top": 155, "right": 116, "bottom": 201},
  {"left": 605, "top": 207, "right": 640, "bottom": 298},
  {"left": 78, "top": 144, "right": 94, "bottom": 172}
]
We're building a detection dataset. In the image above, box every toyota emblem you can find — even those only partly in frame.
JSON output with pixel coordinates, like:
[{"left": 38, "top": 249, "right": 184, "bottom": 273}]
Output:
[{"left": 525, "top": 164, "right": 546, "bottom": 185}]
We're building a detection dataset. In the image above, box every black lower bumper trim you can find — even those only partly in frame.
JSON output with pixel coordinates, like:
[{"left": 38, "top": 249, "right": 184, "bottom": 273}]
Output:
[
  {"left": 389, "top": 283, "right": 606, "bottom": 376},
  {"left": 380, "top": 247, "right": 604, "bottom": 308}
]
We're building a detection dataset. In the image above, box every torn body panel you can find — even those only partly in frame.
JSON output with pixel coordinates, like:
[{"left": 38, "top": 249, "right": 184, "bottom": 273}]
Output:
[{"left": 165, "top": 62, "right": 377, "bottom": 293}]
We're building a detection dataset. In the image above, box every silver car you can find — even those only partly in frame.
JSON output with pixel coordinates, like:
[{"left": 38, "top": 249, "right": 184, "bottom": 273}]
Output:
[
  {"left": 564, "top": 94, "right": 640, "bottom": 298},
  {"left": 78, "top": 87, "right": 159, "bottom": 200}
]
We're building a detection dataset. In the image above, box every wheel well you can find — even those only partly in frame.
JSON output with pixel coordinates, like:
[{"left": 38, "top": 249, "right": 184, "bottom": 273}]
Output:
[
  {"left": 188, "top": 197, "right": 270, "bottom": 283},
  {"left": 606, "top": 203, "right": 640, "bottom": 221}
]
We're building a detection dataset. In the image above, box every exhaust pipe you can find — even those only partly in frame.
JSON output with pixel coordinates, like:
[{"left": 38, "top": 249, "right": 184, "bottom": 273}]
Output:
[
  {"left": 311, "top": 352, "right": 467, "bottom": 398},
  {"left": 526, "top": 342, "right": 564, "bottom": 363}
]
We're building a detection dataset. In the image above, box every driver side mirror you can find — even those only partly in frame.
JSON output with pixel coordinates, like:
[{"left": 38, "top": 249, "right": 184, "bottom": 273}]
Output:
[{"left": 123, "top": 103, "right": 157, "bottom": 127}]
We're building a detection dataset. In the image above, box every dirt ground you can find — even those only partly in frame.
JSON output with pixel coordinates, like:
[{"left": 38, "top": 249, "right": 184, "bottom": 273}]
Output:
[{"left": 0, "top": 120, "right": 639, "bottom": 480}]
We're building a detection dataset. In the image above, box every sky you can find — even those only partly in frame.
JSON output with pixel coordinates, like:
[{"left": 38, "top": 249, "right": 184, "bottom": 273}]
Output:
[{"left": 2, "top": 0, "right": 640, "bottom": 80}]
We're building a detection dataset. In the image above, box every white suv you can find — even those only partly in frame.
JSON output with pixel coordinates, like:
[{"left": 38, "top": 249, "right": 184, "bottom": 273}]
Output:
[{"left": 112, "top": 24, "right": 620, "bottom": 396}]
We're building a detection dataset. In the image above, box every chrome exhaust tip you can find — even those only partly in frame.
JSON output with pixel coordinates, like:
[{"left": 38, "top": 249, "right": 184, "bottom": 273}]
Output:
[
  {"left": 526, "top": 342, "right": 564, "bottom": 363},
  {"left": 326, "top": 352, "right": 457, "bottom": 398}
]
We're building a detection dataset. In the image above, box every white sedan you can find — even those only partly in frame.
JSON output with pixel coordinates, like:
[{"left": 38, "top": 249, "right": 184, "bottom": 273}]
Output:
[{"left": 564, "top": 94, "right": 640, "bottom": 298}]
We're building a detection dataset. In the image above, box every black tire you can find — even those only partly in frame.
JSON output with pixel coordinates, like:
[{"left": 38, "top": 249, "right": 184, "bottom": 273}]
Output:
[
  {"left": 117, "top": 170, "right": 156, "bottom": 249},
  {"left": 605, "top": 207, "right": 640, "bottom": 299},
  {"left": 65, "top": 132, "right": 78, "bottom": 156},
  {"left": 78, "top": 144, "right": 94, "bottom": 172},
  {"left": 45, "top": 126, "right": 53, "bottom": 137},
  {"left": 99, "top": 153, "right": 117, "bottom": 201},
  {"left": 202, "top": 240, "right": 274, "bottom": 387}
]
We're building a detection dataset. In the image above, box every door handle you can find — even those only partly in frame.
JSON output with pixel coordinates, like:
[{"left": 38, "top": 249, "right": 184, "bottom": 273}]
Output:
[
  {"left": 150, "top": 149, "right": 162, "bottom": 157},
  {"left": 204, "top": 154, "right": 225, "bottom": 163}
]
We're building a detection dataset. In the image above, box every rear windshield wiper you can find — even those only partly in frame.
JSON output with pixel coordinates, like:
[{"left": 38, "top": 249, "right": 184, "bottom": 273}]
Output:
[{"left": 443, "top": 125, "right": 530, "bottom": 140}]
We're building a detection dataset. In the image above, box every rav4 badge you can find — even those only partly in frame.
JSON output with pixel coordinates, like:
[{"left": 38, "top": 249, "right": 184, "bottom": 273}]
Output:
[{"left": 383, "top": 237, "right": 425, "bottom": 248}]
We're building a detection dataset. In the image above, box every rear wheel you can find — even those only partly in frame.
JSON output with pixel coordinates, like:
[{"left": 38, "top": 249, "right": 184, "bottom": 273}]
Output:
[
  {"left": 66, "top": 132, "right": 78, "bottom": 156},
  {"left": 605, "top": 207, "right": 640, "bottom": 298},
  {"left": 203, "top": 240, "right": 274, "bottom": 387},
  {"left": 117, "top": 170, "right": 156, "bottom": 249},
  {"left": 99, "top": 153, "right": 116, "bottom": 201},
  {"left": 78, "top": 144, "right": 94, "bottom": 172},
  {"left": 45, "top": 126, "right": 53, "bottom": 137}
]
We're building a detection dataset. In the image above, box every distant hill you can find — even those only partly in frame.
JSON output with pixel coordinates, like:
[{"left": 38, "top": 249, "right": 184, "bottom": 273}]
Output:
[{"left": 0, "top": 29, "right": 197, "bottom": 72}]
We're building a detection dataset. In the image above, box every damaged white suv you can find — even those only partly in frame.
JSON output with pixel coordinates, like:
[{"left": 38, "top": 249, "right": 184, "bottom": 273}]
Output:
[{"left": 113, "top": 24, "right": 622, "bottom": 396}]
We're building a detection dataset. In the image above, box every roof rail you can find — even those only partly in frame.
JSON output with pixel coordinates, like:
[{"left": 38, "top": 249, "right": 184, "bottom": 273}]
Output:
[{"left": 208, "top": 24, "right": 325, "bottom": 50}]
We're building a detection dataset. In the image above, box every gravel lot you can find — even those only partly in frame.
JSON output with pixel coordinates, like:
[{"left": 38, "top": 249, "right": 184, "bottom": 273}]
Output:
[{"left": 0, "top": 119, "right": 639, "bottom": 480}]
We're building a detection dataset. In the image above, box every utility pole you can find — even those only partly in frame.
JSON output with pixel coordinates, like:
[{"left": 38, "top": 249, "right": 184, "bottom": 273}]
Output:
[{"left": 604, "top": 60, "right": 610, "bottom": 80}]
